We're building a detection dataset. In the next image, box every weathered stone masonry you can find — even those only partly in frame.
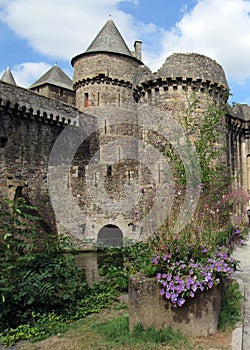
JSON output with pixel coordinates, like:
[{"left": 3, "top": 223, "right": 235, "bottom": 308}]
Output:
[
  {"left": 1, "top": 18, "right": 250, "bottom": 246},
  {"left": 0, "top": 80, "right": 97, "bottom": 236}
]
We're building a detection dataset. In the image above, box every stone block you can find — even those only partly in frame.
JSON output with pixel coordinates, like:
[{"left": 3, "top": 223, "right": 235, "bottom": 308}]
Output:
[{"left": 129, "top": 272, "right": 222, "bottom": 336}]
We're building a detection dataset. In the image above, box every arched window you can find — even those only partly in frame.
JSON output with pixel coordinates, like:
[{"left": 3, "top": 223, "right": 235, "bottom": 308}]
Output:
[{"left": 97, "top": 224, "right": 123, "bottom": 247}]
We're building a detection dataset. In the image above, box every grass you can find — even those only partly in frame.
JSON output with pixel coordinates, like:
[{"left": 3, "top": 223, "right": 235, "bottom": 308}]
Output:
[
  {"left": 92, "top": 313, "right": 192, "bottom": 349},
  {"left": 3, "top": 280, "right": 241, "bottom": 350},
  {"left": 18, "top": 304, "right": 233, "bottom": 350},
  {"left": 19, "top": 310, "right": 192, "bottom": 350}
]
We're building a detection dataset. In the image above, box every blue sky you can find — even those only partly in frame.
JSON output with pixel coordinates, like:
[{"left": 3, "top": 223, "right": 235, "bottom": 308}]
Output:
[{"left": 0, "top": 0, "right": 250, "bottom": 105}]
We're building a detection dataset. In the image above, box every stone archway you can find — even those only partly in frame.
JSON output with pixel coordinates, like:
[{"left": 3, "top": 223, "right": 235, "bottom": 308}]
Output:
[{"left": 97, "top": 224, "right": 123, "bottom": 247}]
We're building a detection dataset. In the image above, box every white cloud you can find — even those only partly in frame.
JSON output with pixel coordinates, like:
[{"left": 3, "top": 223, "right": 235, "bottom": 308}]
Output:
[
  {"left": 1, "top": 0, "right": 250, "bottom": 91},
  {"left": 0, "top": 0, "right": 138, "bottom": 60},
  {"left": 12, "top": 62, "right": 52, "bottom": 87},
  {"left": 150, "top": 0, "right": 250, "bottom": 83}
]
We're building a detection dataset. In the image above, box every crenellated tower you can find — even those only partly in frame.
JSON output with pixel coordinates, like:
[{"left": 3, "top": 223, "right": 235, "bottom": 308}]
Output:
[
  {"left": 134, "top": 53, "right": 229, "bottom": 116},
  {"left": 2, "top": 17, "right": 250, "bottom": 248}
]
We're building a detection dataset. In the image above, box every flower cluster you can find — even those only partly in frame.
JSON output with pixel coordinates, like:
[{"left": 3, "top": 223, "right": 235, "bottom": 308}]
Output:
[{"left": 152, "top": 250, "right": 237, "bottom": 308}]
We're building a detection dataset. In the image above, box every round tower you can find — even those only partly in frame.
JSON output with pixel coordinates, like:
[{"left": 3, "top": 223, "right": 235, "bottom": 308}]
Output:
[
  {"left": 133, "top": 52, "right": 229, "bottom": 110},
  {"left": 133, "top": 52, "right": 230, "bottom": 201},
  {"left": 71, "top": 19, "right": 143, "bottom": 111},
  {"left": 70, "top": 20, "right": 149, "bottom": 246}
]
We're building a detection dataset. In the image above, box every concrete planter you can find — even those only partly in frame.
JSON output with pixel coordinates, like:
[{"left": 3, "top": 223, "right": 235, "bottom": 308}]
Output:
[{"left": 129, "top": 272, "right": 222, "bottom": 336}]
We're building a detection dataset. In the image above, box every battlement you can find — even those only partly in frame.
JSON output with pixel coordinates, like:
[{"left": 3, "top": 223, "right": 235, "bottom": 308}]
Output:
[
  {"left": 133, "top": 76, "right": 229, "bottom": 103},
  {"left": 73, "top": 73, "right": 132, "bottom": 90},
  {"left": 1, "top": 17, "right": 249, "bottom": 242},
  {"left": 157, "top": 53, "right": 229, "bottom": 89},
  {"left": 0, "top": 80, "right": 79, "bottom": 126}
]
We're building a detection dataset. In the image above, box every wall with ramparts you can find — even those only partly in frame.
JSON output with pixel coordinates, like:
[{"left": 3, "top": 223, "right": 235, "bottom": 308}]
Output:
[{"left": 0, "top": 81, "right": 97, "bottom": 238}]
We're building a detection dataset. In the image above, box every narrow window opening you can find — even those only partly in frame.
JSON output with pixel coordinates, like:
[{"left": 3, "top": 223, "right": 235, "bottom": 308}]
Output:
[
  {"left": 94, "top": 172, "right": 98, "bottom": 187},
  {"left": 118, "top": 146, "right": 121, "bottom": 162},
  {"left": 0, "top": 136, "right": 8, "bottom": 148},
  {"left": 147, "top": 90, "right": 152, "bottom": 103},
  {"left": 104, "top": 119, "right": 107, "bottom": 134},
  {"left": 97, "top": 92, "right": 100, "bottom": 106},
  {"left": 118, "top": 93, "right": 121, "bottom": 107},
  {"left": 107, "top": 165, "right": 112, "bottom": 176},
  {"left": 84, "top": 92, "right": 89, "bottom": 107},
  {"left": 14, "top": 186, "right": 23, "bottom": 202},
  {"left": 155, "top": 88, "right": 160, "bottom": 99}
]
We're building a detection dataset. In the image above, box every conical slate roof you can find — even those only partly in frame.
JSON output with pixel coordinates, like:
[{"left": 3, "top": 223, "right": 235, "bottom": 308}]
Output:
[
  {"left": 29, "top": 64, "right": 73, "bottom": 90},
  {"left": 1, "top": 67, "right": 17, "bottom": 85},
  {"left": 86, "top": 19, "right": 133, "bottom": 57}
]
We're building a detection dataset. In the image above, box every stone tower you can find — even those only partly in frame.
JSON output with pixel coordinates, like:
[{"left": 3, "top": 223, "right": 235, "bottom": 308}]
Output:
[
  {"left": 71, "top": 19, "right": 143, "bottom": 110},
  {"left": 134, "top": 52, "right": 229, "bottom": 122},
  {"left": 2, "top": 17, "right": 248, "bottom": 248},
  {"left": 70, "top": 19, "right": 146, "bottom": 246}
]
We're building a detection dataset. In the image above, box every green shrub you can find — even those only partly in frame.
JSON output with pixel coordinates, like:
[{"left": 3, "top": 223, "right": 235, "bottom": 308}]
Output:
[
  {"left": 218, "top": 280, "right": 243, "bottom": 330},
  {"left": 98, "top": 241, "right": 156, "bottom": 292},
  {"left": 0, "top": 312, "right": 68, "bottom": 345},
  {"left": 0, "top": 198, "right": 88, "bottom": 330}
]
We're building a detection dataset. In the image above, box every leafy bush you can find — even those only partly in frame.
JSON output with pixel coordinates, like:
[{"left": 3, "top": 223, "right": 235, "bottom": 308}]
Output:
[
  {"left": 218, "top": 280, "right": 243, "bottom": 330},
  {"left": 0, "top": 197, "right": 121, "bottom": 345},
  {"left": 0, "top": 312, "right": 69, "bottom": 345},
  {"left": 0, "top": 250, "right": 90, "bottom": 329},
  {"left": 98, "top": 241, "right": 156, "bottom": 292},
  {"left": 0, "top": 198, "right": 91, "bottom": 330},
  {"left": 0, "top": 281, "right": 117, "bottom": 346}
]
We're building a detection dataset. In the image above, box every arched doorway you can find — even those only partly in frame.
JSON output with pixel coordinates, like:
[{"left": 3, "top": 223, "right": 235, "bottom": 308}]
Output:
[{"left": 97, "top": 224, "right": 123, "bottom": 247}]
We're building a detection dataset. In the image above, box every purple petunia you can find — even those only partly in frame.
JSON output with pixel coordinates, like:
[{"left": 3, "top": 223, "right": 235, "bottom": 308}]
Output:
[{"left": 155, "top": 247, "right": 237, "bottom": 307}]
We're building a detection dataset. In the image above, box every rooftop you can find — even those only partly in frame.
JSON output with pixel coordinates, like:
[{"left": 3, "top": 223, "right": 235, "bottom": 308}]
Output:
[
  {"left": 1, "top": 67, "right": 17, "bottom": 86},
  {"left": 29, "top": 65, "right": 73, "bottom": 91}
]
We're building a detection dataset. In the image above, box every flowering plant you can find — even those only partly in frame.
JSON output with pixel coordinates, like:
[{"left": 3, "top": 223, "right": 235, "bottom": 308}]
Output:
[{"left": 151, "top": 249, "right": 238, "bottom": 308}]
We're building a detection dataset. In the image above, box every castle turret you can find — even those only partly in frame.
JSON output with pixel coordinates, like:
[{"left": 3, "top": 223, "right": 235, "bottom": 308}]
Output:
[
  {"left": 134, "top": 53, "right": 229, "bottom": 107},
  {"left": 29, "top": 64, "right": 75, "bottom": 106},
  {"left": 71, "top": 19, "right": 143, "bottom": 111},
  {"left": 1, "top": 67, "right": 17, "bottom": 86}
]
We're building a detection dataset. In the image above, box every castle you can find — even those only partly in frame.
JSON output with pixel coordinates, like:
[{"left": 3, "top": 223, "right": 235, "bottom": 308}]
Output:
[{"left": 0, "top": 19, "right": 249, "bottom": 247}]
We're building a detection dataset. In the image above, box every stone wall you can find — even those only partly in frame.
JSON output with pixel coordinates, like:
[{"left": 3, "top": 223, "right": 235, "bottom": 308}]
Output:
[
  {"left": 0, "top": 80, "right": 97, "bottom": 238},
  {"left": 129, "top": 273, "right": 222, "bottom": 337},
  {"left": 156, "top": 53, "right": 228, "bottom": 88},
  {"left": 73, "top": 53, "right": 141, "bottom": 110},
  {"left": 30, "top": 84, "right": 75, "bottom": 106}
]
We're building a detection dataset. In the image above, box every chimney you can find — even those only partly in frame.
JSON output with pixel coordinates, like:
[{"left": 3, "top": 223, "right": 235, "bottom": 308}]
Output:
[{"left": 134, "top": 40, "right": 142, "bottom": 61}]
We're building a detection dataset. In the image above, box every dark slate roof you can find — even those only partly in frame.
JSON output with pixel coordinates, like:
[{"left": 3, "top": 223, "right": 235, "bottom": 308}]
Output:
[
  {"left": 85, "top": 19, "right": 133, "bottom": 57},
  {"left": 29, "top": 65, "right": 73, "bottom": 90},
  {"left": 1, "top": 67, "right": 17, "bottom": 85}
]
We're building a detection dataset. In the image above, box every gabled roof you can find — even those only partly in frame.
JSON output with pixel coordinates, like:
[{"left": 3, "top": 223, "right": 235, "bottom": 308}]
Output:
[
  {"left": 86, "top": 19, "right": 133, "bottom": 57},
  {"left": 1, "top": 67, "right": 17, "bottom": 85},
  {"left": 29, "top": 64, "right": 73, "bottom": 91}
]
